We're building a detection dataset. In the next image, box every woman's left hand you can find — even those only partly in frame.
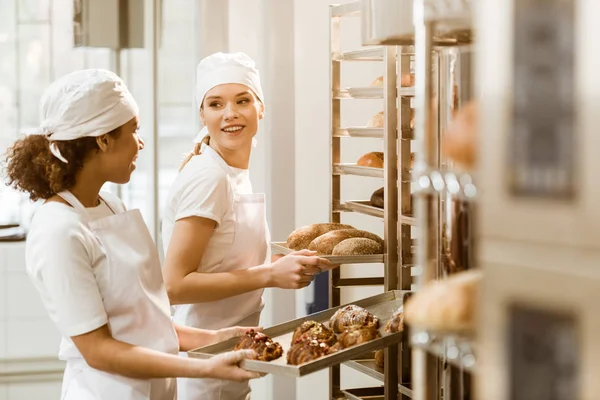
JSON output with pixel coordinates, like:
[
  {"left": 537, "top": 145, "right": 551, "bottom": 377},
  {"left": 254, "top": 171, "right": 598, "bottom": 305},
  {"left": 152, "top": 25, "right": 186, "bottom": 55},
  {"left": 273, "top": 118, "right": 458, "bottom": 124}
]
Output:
[{"left": 214, "top": 326, "right": 263, "bottom": 343}]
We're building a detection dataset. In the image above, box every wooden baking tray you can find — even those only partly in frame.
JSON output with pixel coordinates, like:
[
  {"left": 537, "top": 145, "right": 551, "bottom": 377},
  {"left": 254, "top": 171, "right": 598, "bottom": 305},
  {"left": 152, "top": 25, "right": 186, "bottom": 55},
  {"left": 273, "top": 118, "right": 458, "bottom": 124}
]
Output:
[
  {"left": 188, "top": 290, "right": 409, "bottom": 377},
  {"left": 271, "top": 242, "right": 384, "bottom": 264}
]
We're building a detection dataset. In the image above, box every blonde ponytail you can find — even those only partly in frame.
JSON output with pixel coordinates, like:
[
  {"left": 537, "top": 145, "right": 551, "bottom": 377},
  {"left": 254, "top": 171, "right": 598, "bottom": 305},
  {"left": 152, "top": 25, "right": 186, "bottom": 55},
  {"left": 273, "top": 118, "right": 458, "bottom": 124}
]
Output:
[{"left": 179, "top": 134, "right": 210, "bottom": 171}]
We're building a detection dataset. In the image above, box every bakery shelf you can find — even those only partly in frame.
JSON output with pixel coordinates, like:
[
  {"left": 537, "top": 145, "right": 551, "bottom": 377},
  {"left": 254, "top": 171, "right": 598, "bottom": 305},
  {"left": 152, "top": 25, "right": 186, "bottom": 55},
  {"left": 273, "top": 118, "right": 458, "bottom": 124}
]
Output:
[
  {"left": 271, "top": 242, "right": 384, "bottom": 264},
  {"left": 334, "top": 127, "right": 384, "bottom": 138},
  {"left": 342, "top": 386, "right": 412, "bottom": 400},
  {"left": 410, "top": 331, "right": 476, "bottom": 372},
  {"left": 334, "top": 87, "right": 415, "bottom": 99},
  {"left": 189, "top": 290, "right": 408, "bottom": 377},
  {"left": 335, "top": 87, "right": 383, "bottom": 99},
  {"left": 335, "top": 277, "right": 385, "bottom": 287},
  {"left": 331, "top": 1, "right": 362, "bottom": 17},
  {"left": 333, "top": 164, "right": 384, "bottom": 178},
  {"left": 342, "top": 201, "right": 385, "bottom": 219},
  {"left": 344, "top": 358, "right": 414, "bottom": 397},
  {"left": 338, "top": 47, "right": 384, "bottom": 61}
]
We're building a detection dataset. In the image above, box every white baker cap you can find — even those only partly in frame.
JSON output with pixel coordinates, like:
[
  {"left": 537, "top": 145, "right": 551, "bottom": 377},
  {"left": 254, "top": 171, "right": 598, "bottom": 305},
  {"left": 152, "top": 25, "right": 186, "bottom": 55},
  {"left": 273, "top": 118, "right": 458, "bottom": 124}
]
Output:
[
  {"left": 39, "top": 69, "right": 139, "bottom": 142},
  {"left": 195, "top": 52, "right": 264, "bottom": 110}
]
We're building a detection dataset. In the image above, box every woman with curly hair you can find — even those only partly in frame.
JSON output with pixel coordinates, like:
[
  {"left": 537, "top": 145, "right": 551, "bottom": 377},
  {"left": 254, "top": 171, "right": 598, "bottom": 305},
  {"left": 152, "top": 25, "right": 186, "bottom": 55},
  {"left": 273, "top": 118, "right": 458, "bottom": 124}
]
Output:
[{"left": 2, "top": 69, "right": 263, "bottom": 400}]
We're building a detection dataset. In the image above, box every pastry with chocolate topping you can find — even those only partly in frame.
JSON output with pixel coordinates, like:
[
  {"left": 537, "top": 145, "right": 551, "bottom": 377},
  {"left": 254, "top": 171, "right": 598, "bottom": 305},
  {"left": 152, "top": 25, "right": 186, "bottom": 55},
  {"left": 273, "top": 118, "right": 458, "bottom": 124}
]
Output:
[{"left": 233, "top": 330, "right": 283, "bottom": 361}]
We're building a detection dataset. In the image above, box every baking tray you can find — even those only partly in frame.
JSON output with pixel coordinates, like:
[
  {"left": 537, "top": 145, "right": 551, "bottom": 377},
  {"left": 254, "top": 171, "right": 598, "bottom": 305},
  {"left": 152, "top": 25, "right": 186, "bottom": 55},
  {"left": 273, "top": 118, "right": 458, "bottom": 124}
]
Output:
[
  {"left": 342, "top": 387, "right": 386, "bottom": 400},
  {"left": 271, "top": 242, "right": 384, "bottom": 264},
  {"left": 343, "top": 200, "right": 384, "bottom": 219},
  {"left": 188, "top": 290, "right": 409, "bottom": 377},
  {"left": 333, "top": 163, "right": 384, "bottom": 178},
  {"left": 335, "top": 127, "right": 384, "bottom": 138}
]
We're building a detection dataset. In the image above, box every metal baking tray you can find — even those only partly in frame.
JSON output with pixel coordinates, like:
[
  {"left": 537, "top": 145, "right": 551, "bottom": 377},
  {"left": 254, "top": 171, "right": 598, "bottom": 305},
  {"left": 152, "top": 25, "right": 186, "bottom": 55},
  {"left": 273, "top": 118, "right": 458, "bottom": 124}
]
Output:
[
  {"left": 333, "top": 163, "right": 384, "bottom": 178},
  {"left": 334, "top": 127, "right": 384, "bottom": 138},
  {"left": 188, "top": 290, "right": 409, "bottom": 377},
  {"left": 343, "top": 200, "right": 384, "bottom": 219},
  {"left": 342, "top": 387, "right": 386, "bottom": 400},
  {"left": 271, "top": 242, "right": 384, "bottom": 264},
  {"left": 339, "top": 47, "right": 384, "bottom": 61}
]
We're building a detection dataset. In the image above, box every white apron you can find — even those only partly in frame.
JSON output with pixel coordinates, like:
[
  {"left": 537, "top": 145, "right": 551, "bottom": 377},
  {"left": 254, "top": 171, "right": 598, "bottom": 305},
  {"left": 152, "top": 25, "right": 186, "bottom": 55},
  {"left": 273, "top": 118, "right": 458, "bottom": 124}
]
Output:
[
  {"left": 57, "top": 191, "right": 180, "bottom": 400},
  {"left": 176, "top": 191, "right": 270, "bottom": 400}
]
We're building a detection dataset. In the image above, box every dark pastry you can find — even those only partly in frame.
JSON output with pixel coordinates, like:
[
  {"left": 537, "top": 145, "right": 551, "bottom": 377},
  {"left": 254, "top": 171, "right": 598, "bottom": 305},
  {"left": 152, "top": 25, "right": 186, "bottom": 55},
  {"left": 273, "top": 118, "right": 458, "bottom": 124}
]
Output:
[
  {"left": 286, "top": 338, "right": 338, "bottom": 365},
  {"left": 233, "top": 330, "right": 283, "bottom": 361}
]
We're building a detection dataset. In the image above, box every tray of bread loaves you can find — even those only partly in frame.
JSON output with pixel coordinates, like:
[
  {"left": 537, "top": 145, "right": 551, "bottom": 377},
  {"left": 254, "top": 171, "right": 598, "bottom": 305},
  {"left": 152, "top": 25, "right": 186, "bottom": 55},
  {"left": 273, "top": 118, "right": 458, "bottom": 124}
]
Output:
[
  {"left": 187, "top": 290, "right": 409, "bottom": 377},
  {"left": 272, "top": 223, "right": 386, "bottom": 264}
]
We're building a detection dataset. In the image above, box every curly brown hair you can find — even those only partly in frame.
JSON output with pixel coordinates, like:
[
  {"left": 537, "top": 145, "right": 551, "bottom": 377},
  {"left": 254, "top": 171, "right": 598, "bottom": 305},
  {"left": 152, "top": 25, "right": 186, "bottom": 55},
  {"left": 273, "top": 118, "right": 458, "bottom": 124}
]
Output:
[{"left": 3, "top": 129, "right": 120, "bottom": 202}]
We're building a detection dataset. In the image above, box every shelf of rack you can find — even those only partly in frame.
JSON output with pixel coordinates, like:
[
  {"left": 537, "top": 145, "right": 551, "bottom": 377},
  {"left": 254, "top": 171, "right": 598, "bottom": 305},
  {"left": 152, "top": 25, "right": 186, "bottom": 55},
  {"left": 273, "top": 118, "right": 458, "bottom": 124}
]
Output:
[
  {"left": 331, "top": 1, "right": 362, "bottom": 17},
  {"left": 410, "top": 331, "right": 476, "bottom": 373},
  {"left": 333, "top": 164, "right": 384, "bottom": 178},
  {"left": 338, "top": 47, "right": 385, "bottom": 61},
  {"left": 344, "top": 359, "right": 414, "bottom": 398},
  {"left": 334, "top": 87, "right": 415, "bottom": 99}
]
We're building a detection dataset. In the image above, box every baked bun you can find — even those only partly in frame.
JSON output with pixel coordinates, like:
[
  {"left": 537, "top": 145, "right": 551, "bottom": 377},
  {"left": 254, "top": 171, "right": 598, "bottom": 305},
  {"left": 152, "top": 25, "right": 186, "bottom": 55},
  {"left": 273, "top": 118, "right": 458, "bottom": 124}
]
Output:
[
  {"left": 370, "top": 187, "right": 384, "bottom": 209},
  {"left": 371, "top": 76, "right": 384, "bottom": 86},
  {"left": 400, "top": 73, "right": 415, "bottom": 88},
  {"left": 404, "top": 270, "right": 481, "bottom": 332},
  {"left": 286, "top": 223, "right": 355, "bottom": 251},
  {"left": 357, "top": 152, "right": 384, "bottom": 168},
  {"left": 367, "top": 111, "right": 384, "bottom": 128}
]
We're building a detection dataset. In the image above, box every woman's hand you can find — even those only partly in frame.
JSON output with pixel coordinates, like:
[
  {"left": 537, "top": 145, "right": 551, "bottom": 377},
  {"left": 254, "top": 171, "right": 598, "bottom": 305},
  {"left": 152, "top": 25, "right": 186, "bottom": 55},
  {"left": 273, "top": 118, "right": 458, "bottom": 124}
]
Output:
[
  {"left": 213, "top": 326, "right": 262, "bottom": 344},
  {"left": 267, "top": 250, "right": 334, "bottom": 289},
  {"left": 204, "top": 350, "right": 264, "bottom": 382}
]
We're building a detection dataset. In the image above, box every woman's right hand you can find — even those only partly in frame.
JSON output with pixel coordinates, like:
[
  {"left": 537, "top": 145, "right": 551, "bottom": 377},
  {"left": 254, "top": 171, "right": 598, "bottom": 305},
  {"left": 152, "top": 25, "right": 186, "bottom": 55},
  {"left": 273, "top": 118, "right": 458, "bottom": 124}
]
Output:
[
  {"left": 268, "top": 250, "right": 333, "bottom": 289},
  {"left": 203, "top": 350, "right": 264, "bottom": 382}
]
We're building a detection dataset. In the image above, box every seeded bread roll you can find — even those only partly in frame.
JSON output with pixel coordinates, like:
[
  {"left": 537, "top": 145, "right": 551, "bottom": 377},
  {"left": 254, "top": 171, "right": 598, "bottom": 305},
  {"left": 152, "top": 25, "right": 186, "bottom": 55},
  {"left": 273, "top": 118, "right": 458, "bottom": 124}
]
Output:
[
  {"left": 404, "top": 269, "right": 481, "bottom": 332},
  {"left": 286, "top": 223, "right": 355, "bottom": 251},
  {"left": 357, "top": 152, "right": 384, "bottom": 168},
  {"left": 332, "top": 238, "right": 383, "bottom": 256},
  {"left": 308, "top": 229, "right": 384, "bottom": 255}
]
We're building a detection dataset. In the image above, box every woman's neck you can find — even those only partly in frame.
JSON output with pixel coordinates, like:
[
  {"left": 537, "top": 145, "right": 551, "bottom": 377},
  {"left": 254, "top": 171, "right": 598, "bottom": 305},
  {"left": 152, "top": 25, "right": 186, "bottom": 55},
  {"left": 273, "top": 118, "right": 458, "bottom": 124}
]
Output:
[
  {"left": 69, "top": 167, "right": 106, "bottom": 207},
  {"left": 209, "top": 142, "right": 251, "bottom": 169}
]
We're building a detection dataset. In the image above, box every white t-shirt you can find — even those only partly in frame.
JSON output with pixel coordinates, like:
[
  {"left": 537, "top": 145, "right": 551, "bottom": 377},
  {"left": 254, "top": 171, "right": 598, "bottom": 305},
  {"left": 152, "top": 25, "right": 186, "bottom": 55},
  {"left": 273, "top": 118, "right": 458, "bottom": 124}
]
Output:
[
  {"left": 25, "top": 192, "right": 125, "bottom": 360},
  {"left": 161, "top": 145, "right": 252, "bottom": 273}
]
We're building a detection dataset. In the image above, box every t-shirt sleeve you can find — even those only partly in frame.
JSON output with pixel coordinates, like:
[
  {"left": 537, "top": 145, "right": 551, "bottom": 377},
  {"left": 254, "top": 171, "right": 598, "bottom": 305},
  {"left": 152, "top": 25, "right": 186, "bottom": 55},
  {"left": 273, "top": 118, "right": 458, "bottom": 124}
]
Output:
[
  {"left": 26, "top": 219, "right": 108, "bottom": 337},
  {"left": 173, "top": 167, "right": 230, "bottom": 226}
]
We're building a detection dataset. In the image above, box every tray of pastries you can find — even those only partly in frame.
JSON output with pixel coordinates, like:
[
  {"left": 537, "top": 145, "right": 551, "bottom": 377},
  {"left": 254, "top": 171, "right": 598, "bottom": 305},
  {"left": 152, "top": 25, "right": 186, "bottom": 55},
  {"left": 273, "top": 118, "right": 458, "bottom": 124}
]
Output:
[{"left": 188, "top": 290, "right": 409, "bottom": 377}]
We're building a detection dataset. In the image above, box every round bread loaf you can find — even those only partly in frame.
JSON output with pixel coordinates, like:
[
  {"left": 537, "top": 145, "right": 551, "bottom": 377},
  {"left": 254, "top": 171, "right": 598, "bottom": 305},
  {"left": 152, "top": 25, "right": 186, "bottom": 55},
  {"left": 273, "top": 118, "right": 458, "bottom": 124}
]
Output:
[
  {"left": 404, "top": 269, "right": 481, "bottom": 332},
  {"left": 357, "top": 152, "right": 384, "bottom": 168},
  {"left": 366, "top": 111, "right": 384, "bottom": 128},
  {"left": 308, "top": 229, "right": 384, "bottom": 255},
  {"left": 370, "top": 187, "right": 384, "bottom": 209},
  {"left": 286, "top": 223, "right": 355, "bottom": 251},
  {"left": 400, "top": 73, "right": 414, "bottom": 88},
  {"left": 374, "top": 349, "right": 385, "bottom": 368},
  {"left": 332, "top": 238, "right": 383, "bottom": 256}
]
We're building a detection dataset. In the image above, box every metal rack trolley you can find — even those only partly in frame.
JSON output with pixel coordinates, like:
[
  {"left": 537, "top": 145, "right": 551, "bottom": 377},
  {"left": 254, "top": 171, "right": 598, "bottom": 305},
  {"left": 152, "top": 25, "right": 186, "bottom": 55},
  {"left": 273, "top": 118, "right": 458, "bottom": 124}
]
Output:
[{"left": 329, "top": 2, "right": 416, "bottom": 399}]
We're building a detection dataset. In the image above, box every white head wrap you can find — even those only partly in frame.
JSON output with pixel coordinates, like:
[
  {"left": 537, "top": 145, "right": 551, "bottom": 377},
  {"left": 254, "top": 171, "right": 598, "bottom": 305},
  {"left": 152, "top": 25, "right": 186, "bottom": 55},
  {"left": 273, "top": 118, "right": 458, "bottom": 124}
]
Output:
[
  {"left": 37, "top": 69, "right": 139, "bottom": 163},
  {"left": 194, "top": 52, "right": 263, "bottom": 146}
]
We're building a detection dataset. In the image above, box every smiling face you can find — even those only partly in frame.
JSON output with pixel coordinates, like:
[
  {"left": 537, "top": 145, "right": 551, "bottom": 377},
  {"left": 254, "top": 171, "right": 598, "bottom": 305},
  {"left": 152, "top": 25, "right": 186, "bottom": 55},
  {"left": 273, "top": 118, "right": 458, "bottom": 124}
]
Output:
[
  {"left": 200, "top": 83, "right": 264, "bottom": 153},
  {"left": 96, "top": 116, "right": 144, "bottom": 184}
]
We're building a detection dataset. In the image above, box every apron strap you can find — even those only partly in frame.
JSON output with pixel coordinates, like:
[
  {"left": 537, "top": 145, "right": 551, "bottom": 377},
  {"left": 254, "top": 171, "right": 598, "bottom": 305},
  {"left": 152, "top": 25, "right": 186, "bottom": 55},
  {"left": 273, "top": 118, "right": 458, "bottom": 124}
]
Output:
[{"left": 56, "top": 191, "right": 88, "bottom": 215}]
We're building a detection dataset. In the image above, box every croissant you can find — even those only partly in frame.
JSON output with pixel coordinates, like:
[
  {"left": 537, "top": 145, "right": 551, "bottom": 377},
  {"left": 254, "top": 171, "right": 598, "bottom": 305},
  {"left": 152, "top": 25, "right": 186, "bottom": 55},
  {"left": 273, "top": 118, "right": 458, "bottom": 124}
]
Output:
[
  {"left": 286, "top": 338, "right": 338, "bottom": 365},
  {"left": 330, "top": 326, "right": 381, "bottom": 351},
  {"left": 291, "top": 320, "right": 337, "bottom": 346}
]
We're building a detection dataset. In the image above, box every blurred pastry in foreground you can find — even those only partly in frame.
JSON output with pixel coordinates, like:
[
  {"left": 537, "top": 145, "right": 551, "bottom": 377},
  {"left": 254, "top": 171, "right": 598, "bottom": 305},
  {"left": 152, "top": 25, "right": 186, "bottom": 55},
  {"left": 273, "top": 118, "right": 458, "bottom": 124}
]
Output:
[
  {"left": 443, "top": 100, "right": 477, "bottom": 169},
  {"left": 404, "top": 269, "right": 481, "bottom": 332}
]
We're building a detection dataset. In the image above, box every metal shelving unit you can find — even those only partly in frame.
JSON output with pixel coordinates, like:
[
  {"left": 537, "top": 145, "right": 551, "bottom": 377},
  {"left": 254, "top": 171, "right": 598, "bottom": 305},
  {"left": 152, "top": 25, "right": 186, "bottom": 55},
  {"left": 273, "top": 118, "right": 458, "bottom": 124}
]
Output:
[
  {"left": 411, "top": 1, "right": 476, "bottom": 399},
  {"left": 329, "top": 2, "right": 416, "bottom": 400}
]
